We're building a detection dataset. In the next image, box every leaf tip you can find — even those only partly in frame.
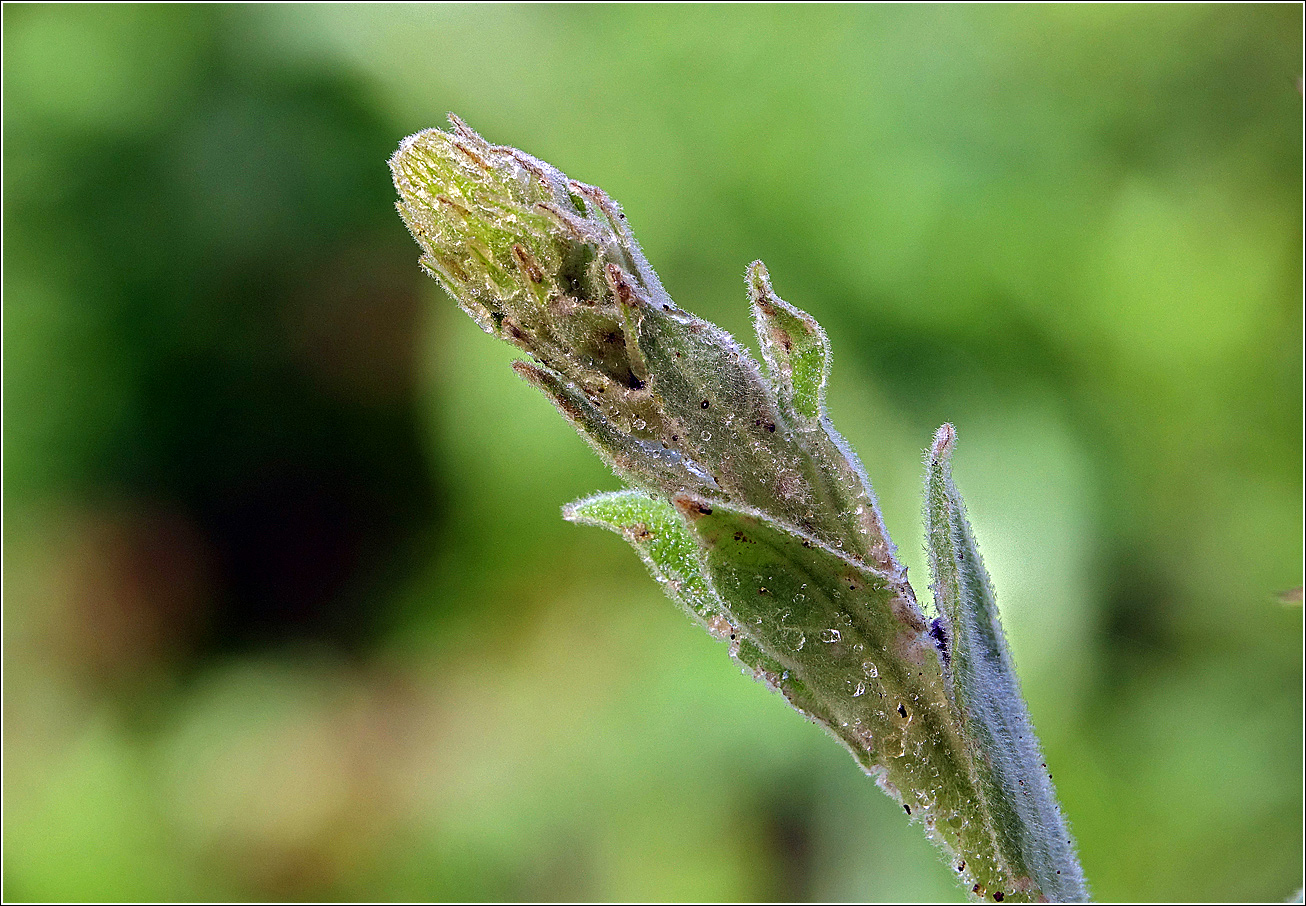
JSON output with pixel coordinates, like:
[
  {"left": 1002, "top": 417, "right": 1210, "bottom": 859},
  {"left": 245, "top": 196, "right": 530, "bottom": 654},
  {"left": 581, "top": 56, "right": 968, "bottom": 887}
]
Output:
[
  {"left": 560, "top": 498, "right": 583, "bottom": 523},
  {"left": 446, "top": 111, "right": 474, "bottom": 135},
  {"left": 930, "top": 423, "right": 957, "bottom": 464},
  {"left": 512, "top": 360, "right": 586, "bottom": 424},
  {"left": 604, "top": 262, "right": 643, "bottom": 309},
  {"left": 746, "top": 259, "right": 772, "bottom": 297},
  {"left": 510, "top": 358, "right": 543, "bottom": 383}
]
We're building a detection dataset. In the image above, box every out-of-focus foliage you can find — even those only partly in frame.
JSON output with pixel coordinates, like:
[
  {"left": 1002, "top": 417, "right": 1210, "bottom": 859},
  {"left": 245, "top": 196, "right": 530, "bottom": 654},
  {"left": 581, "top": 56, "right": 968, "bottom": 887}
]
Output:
[{"left": 3, "top": 5, "right": 1300, "bottom": 902}]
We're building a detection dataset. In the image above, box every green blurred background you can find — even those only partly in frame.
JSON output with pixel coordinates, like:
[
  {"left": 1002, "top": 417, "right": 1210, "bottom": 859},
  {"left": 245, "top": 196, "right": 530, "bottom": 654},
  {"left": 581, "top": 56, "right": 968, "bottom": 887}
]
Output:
[{"left": 4, "top": 4, "right": 1301, "bottom": 901}]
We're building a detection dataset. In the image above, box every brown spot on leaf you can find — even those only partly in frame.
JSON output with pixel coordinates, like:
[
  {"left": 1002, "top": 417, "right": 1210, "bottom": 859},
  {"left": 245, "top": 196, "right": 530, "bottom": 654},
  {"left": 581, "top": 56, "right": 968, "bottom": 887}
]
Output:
[
  {"left": 450, "top": 137, "right": 491, "bottom": 172},
  {"left": 510, "top": 244, "right": 544, "bottom": 283},
  {"left": 604, "top": 263, "right": 638, "bottom": 307},
  {"left": 673, "top": 496, "right": 714, "bottom": 520},
  {"left": 706, "top": 614, "right": 736, "bottom": 641}
]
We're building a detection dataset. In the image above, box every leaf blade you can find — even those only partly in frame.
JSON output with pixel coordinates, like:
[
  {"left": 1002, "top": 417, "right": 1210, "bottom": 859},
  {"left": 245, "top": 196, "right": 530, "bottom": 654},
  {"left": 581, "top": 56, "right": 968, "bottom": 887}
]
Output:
[
  {"left": 564, "top": 489, "right": 792, "bottom": 689},
  {"left": 673, "top": 493, "right": 1038, "bottom": 901},
  {"left": 926, "top": 424, "right": 1089, "bottom": 902}
]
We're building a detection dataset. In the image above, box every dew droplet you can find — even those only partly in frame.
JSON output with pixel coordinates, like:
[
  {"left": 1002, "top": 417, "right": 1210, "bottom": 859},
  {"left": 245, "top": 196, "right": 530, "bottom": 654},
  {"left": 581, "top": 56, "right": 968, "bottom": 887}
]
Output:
[
  {"left": 862, "top": 661, "right": 878, "bottom": 677},
  {"left": 853, "top": 681, "right": 866, "bottom": 697},
  {"left": 820, "top": 628, "right": 841, "bottom": 643}
]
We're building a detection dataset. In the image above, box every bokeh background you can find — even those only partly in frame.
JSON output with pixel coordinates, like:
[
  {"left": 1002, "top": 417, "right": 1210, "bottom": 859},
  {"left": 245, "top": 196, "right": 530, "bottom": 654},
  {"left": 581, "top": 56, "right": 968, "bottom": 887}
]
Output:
[{"left": 4, "top": 4, "right": 1301, "bottom": 902}]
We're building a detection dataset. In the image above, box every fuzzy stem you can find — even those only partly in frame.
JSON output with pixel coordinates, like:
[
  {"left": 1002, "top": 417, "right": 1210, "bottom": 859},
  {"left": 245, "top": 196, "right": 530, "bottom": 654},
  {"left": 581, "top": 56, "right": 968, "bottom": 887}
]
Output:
[{"left": 391, "top": 117, "right": 1087, "bottom": 903}]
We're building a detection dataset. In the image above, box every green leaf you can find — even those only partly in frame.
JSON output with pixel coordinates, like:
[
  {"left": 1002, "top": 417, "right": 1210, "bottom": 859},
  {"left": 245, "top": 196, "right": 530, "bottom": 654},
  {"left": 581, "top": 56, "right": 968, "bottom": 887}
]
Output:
[
  {"left": 743, "top": 259, "right": 903, "bottom": 575},
  {"left": 926, "top": 424, "right": 1089, "bottom": 902},
  {"left": 673, "top": 493, "right": 1044, "bottom": 901},
  {"left": 563, "top": 488, "right": 789, "bottom": 688},
  {"left": 562, "top": 490, "right": 724, "bottom": 627},
  {"left": 514, "top": 360, "right": 721, "bottom": 499},
  {"left": 748, "top": 260, "right": 829, "bottom": 426}
]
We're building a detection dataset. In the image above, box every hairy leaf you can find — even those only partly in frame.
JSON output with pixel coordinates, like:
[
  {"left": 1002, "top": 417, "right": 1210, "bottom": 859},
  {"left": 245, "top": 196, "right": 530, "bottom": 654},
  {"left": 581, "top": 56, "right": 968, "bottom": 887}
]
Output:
[{"left": 926, "top": 424, "right": 1089, "bottom": 902}]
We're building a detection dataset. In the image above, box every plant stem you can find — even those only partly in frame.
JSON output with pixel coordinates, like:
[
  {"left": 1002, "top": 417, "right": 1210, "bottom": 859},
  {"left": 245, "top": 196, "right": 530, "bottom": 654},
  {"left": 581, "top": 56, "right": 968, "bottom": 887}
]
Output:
[{"left": 390, "top": 117, "right": 1088, "bottom": 902}]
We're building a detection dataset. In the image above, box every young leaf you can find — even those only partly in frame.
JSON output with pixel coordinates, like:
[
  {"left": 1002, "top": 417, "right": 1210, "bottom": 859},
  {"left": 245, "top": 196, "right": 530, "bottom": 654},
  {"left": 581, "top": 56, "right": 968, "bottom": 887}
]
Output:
[
  {"left": 563, "top": 488, "right": 790, "bottom": 704},
  {"left": 563, "top": 490, "right": 725, "bottom": 628},
  {"left": 514, "top": 361, "right": 721, "bottom": 498},
  {"left": 926, "top": 424, "right": 1089, "bottom": 902},
  {"left": 748, "top": 260, "right": 829, "bottom": 426}
]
